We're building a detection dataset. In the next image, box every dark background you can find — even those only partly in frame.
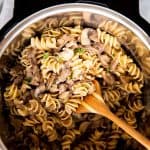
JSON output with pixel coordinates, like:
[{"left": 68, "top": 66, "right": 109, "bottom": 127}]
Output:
[{"left": 0, "top": 0, "right": 149, "bottom": 40}]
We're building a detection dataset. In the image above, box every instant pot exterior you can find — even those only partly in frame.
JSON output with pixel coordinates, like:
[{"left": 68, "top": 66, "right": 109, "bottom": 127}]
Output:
[{"left": 0, "top": 3, "right": 150, "bottom": 149}]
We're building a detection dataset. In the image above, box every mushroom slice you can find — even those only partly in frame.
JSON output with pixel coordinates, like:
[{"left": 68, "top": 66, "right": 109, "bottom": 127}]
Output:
[{"left": 81, "top": 28, "right": 93, "bottom": 45}]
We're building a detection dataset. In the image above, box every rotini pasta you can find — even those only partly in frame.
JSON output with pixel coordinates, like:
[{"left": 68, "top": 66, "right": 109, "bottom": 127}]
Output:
[
  {"left": 4, "top": 36, "right": 26, "bottom": 57},
  {"left": 127, "top": 63, "right": 144, "bottom": 82},
  {"left": 97, "top": 28, "right": 121, "bottom": 49},
  {"left": 31, "top": 36, "right": 57, "bottom": 50},
  {"left": 121, "top": 82, "right": 143, "bottom": 94},
  {"left": 128, "top": 96, "right": 144, "bottom": 112},
  {"left": 26, "top": 99, "right": 47, "bottom": 117},
  {"left": 42, "top": 120, "right": 57, "bottom": 142},
  {"left": 102, "top": 89, "right": 121, "bottom": 109},
  {"left": 65, "top": 98, "right": 81, "bottom": 114},
  {"left": 41, "top": 93, "right": 61, "bottom": 112},
  {"left": 4, "top": 83, "right": 20, "bottom": 102},
  {"left": 124, "top": 110, "right": 137, "bottom": 128},
  {"left": 98, "top": 20, "right": 129, "bottom": 41},
  {"left": 41, "top": 55, "right": 64, "bottom": 78},
  {"left": 1, "top": 13, "right": 147, "bottom": 150},
  {"left": 62, "top": 129, "right": 80, "bottom": 150}
]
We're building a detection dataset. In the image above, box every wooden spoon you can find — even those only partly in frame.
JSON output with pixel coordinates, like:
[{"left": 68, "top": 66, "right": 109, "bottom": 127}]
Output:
[{"left": 76, "top": 80, "right": 150, "bottom": 150}]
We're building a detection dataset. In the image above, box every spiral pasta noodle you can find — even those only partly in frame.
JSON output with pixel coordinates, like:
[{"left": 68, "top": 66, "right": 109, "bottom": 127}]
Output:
[
  {"left": 65, "top": 98, "right": 81, "bottom": 114},
  {"left": 128, "top": 96, "right": 144, "bottom": 112},
  {"left": 21, "top": 20, "right": 46, "bottom": 39},
  {"left": 102, "top": 89, "right": 121, "bottom": 109},
  {"left": 4, "top": 83, "right": 20, "bottom": 102},
  {"left": 71, "top": 81, "right": 95, "bottom": 97},
  {"left": 73, "top": 141, "right": 95, "bottom": 150},
  {"left": 10, "top": 105, "right": 29, "bottom": 117},
  {"left": 4, "top": 36, "right": 26, "bottom": 57},
  {"left": 23, "top": 117, "right": 42, "bottom": 127},
  {"left": 41, "top": 93, "right": 61, "bottom": 112},
  {"left": 124, "top": 110, "right": 137, "bottom": 128},
  {"left": 42, "top": 120, "right": 57, "bottom": 142},
  {"left": 31, "top": 37, "right": 57, "bottom": 50},
  {"left": 127, "top": 63, "right": 144, "bottom": 82},
  {"left": 62, "top": 129, "right": 80, "bottom": 150},
  {"left": 107, "top": 130, "right": 121, "bottom": 150},
  {"left": 26, "top": 99, "right": 47, "bottom": 117},
  {"left": 98, "top": 20, "right": 129, "bottom": 42},
  {"left": 41, "top": 55, "right": 64, "bottom": 78},
  {"left": 89, "top": 130, "right": 106, "bottom": 149},
  {"left": 121, "top": 82, "right": 143, "bottom": 94},
  {"left": 97, "top": 28, "right": 120, "bottom": 49}
]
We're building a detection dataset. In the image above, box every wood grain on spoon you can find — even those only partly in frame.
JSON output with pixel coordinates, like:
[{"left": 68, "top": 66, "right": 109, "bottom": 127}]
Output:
[{"left": 76, "top": 80, "right": 150, "bottom": 150}]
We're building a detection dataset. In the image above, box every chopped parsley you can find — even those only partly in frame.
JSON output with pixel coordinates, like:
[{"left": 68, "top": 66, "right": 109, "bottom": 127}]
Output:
[
  {"left": 74, "top": 48, "right": 85, "bottom": 54},
  {"left": 67, "top": 72, "right": 73, "bottom": 80},
  {"left": 112, "top": 53, "right": 115, "bottom": 58},
  {"left": 24, "top": 77, "right": 32, "bottom": 83},
  {"left": 106, "top": 67, "right": 110, "bottom": 73},
  {"left": 43, "top": 52, "right": 49, "bottom": 59},
  {"left": 57, "top": 57, "right": 64, "bottom": 63}
]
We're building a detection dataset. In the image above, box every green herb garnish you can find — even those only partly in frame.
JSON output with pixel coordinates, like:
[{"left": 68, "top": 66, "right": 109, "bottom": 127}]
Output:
[
  {"left": 43, "top": 52, "right": 49, "bottom": 59},
  {"left": 24, "top": 77, "right": 32, "bottom": 83},
  {"left": 67, "top": 72, "right": 73, "bottom": 80},
  {"left": 106, "top": 67, "right": 110, "bottom": 73},
  {"left": 112, "top": 53, "right": 115, "bottom": 58},
  {"left": 74, "top": 48, "right": 85, "bottom": 54},
  {"left": 57, "top": 57, "right": 64, "bottom": 63}
]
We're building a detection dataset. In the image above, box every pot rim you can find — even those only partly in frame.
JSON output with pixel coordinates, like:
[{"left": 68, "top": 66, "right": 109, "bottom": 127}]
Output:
[{"left": 0, "top": 3, "right": 150, "bottom": 57}]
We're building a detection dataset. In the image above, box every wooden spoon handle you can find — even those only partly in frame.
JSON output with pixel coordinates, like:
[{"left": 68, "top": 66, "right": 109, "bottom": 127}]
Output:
[
  {"left": 92, "top": 93, "right": 150, "bottom": 150},
  {"left": 107, "top": 112, "right": 150, "bottom": 150}
]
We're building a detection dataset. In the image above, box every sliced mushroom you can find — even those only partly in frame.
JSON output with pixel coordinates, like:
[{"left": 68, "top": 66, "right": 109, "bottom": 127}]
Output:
[
  {"left": 65, "top": 40, "right": 78, "bottom": 48},
  {"left": 110, "top": 58, "right": 119, "bottom": 71},
  {"left": 100, "top": 54, "right": 111, "bottom": 67},
  {"left": 50, "top": 84, "right": 59, "bottom": 93},
  {"left": 81, "top": 28, "right": 93, "bottom": 45},
  {"left": 59, "top": 91, "right": 70, "bottom": 102},
  {"left": 93, "top": 42, "right": 105, "bottom": 54},
  {"left": 59, "top": 83, "right": 68, "bottom": 94},
  {"left": 102, "top": 71, "right": 115, "bottom": 85},
  {"left": 89, "top": 30, "right": 98, "bottom": 42},
  {"left": 59, "top": 48, "right": 74, "bottom": 61},
  {"left": 34, "top": 84, "right": 46, "bottom": 98},
  {"left": 56, "top": 68, "right": 71, "bottom": 84}
]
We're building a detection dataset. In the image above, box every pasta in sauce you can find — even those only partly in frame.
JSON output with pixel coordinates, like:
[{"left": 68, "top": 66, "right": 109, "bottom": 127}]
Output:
[{"left": 0, "top": 13, "right": 149, "bottom": 150}]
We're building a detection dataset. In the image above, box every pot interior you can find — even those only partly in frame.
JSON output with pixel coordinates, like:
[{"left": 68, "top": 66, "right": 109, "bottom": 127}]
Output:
[{"left": 0, "top": 5, "right": 150, "bottom": 149}]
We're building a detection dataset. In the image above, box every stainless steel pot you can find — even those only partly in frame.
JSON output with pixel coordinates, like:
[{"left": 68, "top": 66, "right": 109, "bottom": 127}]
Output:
[{"left": 0, "top": 3, "right": 150, "bottom": 149}]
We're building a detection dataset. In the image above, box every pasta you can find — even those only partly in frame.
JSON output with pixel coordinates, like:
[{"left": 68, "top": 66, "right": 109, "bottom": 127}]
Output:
[
  {"left": 128, "top": 96, "right": 144, "bottom": 112},
  {"left": 127, "top": 63, "right": 144, "bottom": 82},
  {"left": 0, "top": 12, "right": 149, "bottom": 150},
  {"left": 62, "top": 129, "right": 80, "bottom": 150},
  {"left": 21, "top": 21, "right": 45, "bottom": 39},
  {"left": 102, "top": 89, "right": 121, "bottom": 109},
  {"left": 124, "top": 110, "right": 137, "bottom": 128},
  {"left": 98, "top": 20, "right": 126, "bottom": 36},
  {"left": 121, "top": 82, "right": 143, "bottom": 94},
  {"left": 3, "top": 36, "right": 26, "bottom": 57},
  {"left": 31, "top": 37, "right": 57, "bottom": 50},
  {"left": 97, "top": 28, "right": 120, "bottom": 49}
]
